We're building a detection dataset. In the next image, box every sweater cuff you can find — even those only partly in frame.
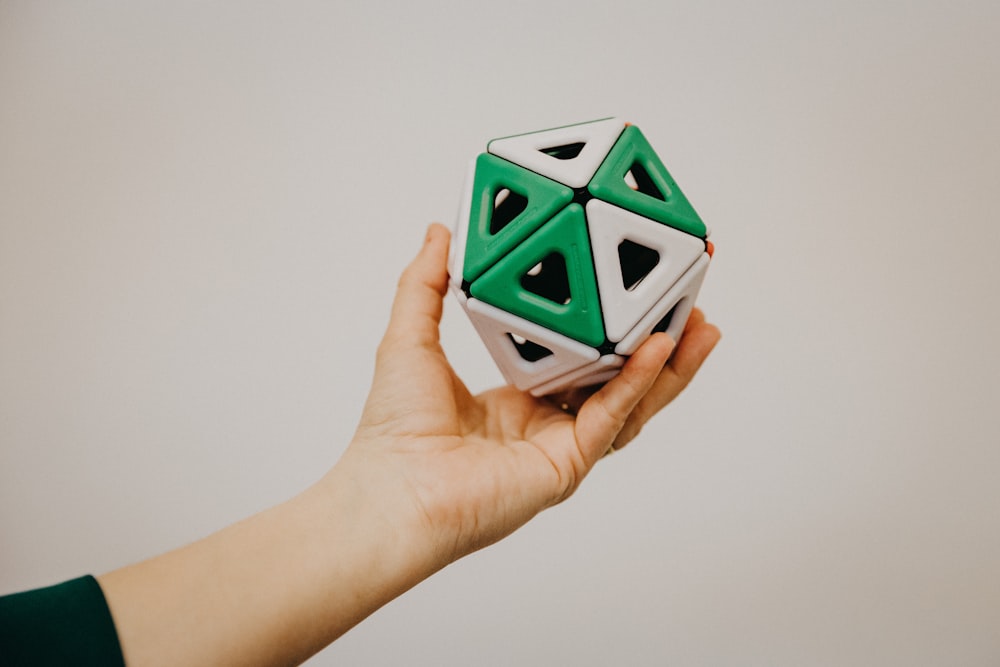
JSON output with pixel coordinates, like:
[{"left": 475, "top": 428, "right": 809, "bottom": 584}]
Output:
[{"left": 0, "top": 574, "right": 125, "bottom": 667}]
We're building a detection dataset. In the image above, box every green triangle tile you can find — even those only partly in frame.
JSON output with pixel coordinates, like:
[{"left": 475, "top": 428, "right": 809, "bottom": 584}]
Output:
[
  {"left": 588, "top": 125, "right": 707, "bottom": 238},
  {"left": 470, "top": 203, "right": 605, "bottom": 347},
  {"left": 462, "top": 153, "right": 574, "bottom": 283}
]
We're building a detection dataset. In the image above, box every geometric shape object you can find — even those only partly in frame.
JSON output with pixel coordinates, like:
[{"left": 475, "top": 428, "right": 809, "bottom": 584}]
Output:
[
  {"left": 614, "top": 252, "right": 710, "bottom": 355},
  {"left": 527, "top": 353, "right": 626, "bottom": 397},
  {"left": 452, "top": 118, "right": 713, "bottom": 396},
  {"left": 461, "top": 153, "right": 574, "bottom": 284},
  {"left": 488, "top": 117, "right": 628, "bottom": 189},
  {"left": 586, "top": 199, "right": 705, "bottom": 342},
  {"left": 465, "top": 298, "right": 599, "bottom": 391},
  {"left": 471, "top": 203, "right": 605, "bottom": 347},
  {"left": 588, "top": 125, "right": 707, "bottom": 238}
]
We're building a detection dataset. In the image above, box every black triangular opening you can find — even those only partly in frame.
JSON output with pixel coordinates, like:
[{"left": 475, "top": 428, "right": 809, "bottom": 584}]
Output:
[
  {"left": 520, "top": 252, "right": 571, "bottom": 305},
  {"left": 652, "top": 301, "right": 681, "bottom": 334},
  {"left": 489, "top": 188, "right": 529, "bottom": 235},
  {"left": 618, "top": 240, "right": 660, "bottom": 291},
  {"left": 540, "top": 141, "right": 586, "bottom": 160},
  {"left": 506, "top": 333, "right": 554, "bottom": 362},
  {"left": 625, "top": 161, "right": 666, "bottom": 201}
]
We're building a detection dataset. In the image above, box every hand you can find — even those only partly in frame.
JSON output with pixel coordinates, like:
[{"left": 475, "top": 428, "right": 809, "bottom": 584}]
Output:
[
  {"left": 98, "top": 223, "right": 720, "bottom": 666},
  {"left": 337, "top": 223, "right": 721, "bottom": 566}
]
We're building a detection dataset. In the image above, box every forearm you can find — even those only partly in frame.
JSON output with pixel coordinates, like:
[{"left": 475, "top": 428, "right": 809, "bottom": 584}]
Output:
[
  {"left": 99, "top": 458, "right": 440, "bottom": 666},
  {"left": 91, "top": 223, "right": 719, "bottom": 666}
]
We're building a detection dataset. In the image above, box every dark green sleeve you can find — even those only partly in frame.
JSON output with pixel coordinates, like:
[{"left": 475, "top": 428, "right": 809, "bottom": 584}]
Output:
[{"left": 0, "top": 575, "right": 125, "bottom": 667}]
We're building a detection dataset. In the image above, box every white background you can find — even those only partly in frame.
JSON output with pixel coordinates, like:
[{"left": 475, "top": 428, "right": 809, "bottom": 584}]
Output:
[{"left": 2, "top": 2, "right": 998, "bottom": 665}]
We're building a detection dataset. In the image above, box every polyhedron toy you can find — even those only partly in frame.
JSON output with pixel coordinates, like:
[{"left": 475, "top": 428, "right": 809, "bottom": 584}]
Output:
[{"left": 449, "top": 117, "right": 713, "bottom": 396}]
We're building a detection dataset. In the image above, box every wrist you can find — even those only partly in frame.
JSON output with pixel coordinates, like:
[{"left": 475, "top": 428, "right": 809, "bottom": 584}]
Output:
[{"left": 312, "top": 443, "right": 451, "bottom": 595}]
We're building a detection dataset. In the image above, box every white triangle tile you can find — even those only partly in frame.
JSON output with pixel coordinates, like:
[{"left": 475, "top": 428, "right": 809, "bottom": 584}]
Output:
[
  {"left": 528, "top": 354, "right": 626, "bottom": 397},
  {"left": 487, "top": 118, "right": 627, "bottom": 189},
  {"left": 465, "top": 298, "right": 599, "bottom": 391},
  {"left": 615, "top": 253, "right": 710, "bottom": 355},
  {"left": 449, "top": 157, "right": 478, "bottom": 288},
  {"left": 586, "top": 199, "right": 705, "bottom": 343}
]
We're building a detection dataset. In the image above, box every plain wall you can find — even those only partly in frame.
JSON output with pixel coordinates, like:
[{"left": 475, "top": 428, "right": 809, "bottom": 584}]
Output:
[{"left": 1, "top": 2, "right": 998, "bottom": 665}]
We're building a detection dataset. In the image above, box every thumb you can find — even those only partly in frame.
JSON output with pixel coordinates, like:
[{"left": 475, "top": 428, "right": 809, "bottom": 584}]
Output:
[{"left": 381, "top": 223, "right": 452, "bottom": 351}]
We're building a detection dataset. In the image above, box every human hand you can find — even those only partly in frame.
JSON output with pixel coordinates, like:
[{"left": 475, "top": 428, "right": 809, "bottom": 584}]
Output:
[
  {"left": 333, "top": 223, "right": 720, "bottom": 568},
  {"left": 97, "top": 223, "right": 719, "bottom": 666}
]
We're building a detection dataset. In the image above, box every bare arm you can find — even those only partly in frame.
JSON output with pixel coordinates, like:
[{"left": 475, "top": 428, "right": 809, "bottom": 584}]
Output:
[{"left": 99, "top": 223, "right": 721, "bottom": 666}]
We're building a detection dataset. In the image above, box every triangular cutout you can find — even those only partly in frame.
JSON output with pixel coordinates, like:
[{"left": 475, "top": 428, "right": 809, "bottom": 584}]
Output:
[
  {"left": 520, "top": 252, "right": 571, "bottom": 305},
  {"left": 490, "top": 189, "right": 529, "bottom": 234},
  {"left": 488, "top": 117, "right": 627, "bottom": 188},
  {"left": 507, "top": 333, "right": 554, "bottom": 362},
  {"left": 464, "top": 298, "right": 599, "bottom": 391},
  {"left": 588, "top": 125, "right": 707, "bottom": 238},
  {"left": 587, "top": 199, "right": 705, "bottom": 342},
  {"left": 651, "top": 303, "right": 677, "bottom": 334},
  {"left": 625, "top": 161, "right": 666, "bottom": 200},
  {"left": 470, "top": 203, "right": 605, "bottom": 347},
  {"left": 540, "top": 141, "right": 586, "bottom": 160},
  {"left": 614, "top": 253, "right": 710, "bottom": 355},
  {"left": 617, "top": 239, "right": 660, "bottom": 291},
  {"left": 461, "top": 153, "right": 574, "bottom": 284}
]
